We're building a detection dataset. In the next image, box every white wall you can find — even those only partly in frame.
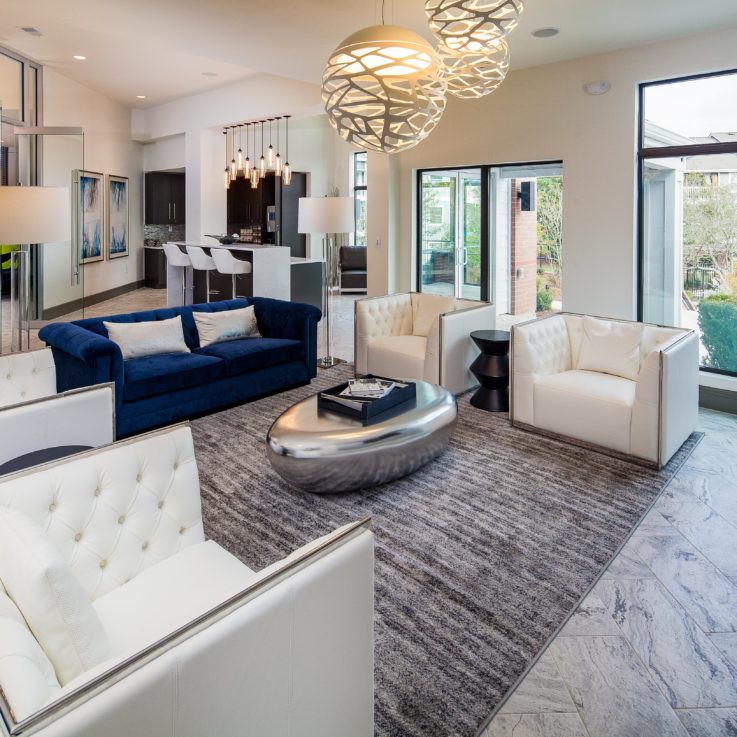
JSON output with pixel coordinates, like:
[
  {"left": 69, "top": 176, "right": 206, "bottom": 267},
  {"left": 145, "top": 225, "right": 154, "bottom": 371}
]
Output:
[
  {"left": 143, "top": 134, "right": 185, "bottom": 172},
  {"left": 43, "top": 68, "right": 144, "bottom": 307},
  {"left": 383, "top": 25, "right": 737, "bottom": 320}
]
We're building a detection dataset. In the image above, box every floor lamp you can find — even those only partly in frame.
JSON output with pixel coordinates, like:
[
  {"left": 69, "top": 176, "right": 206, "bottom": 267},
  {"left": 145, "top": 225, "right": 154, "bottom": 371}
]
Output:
[
  {"left": 0, "top": 186, "right": 70, "bottom": 353},
  {"left": 298, "top": 196, "right": 354, "bottom": 368}
]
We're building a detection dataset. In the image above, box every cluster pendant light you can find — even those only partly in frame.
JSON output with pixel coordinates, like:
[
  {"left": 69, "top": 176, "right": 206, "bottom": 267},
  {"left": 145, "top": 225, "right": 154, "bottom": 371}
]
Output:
[
  {"left": 223, "top": 115, "right": 293, "bottom": 190},
  {"left": 320, "top": 0, "right": 524, "bottom": 153}
]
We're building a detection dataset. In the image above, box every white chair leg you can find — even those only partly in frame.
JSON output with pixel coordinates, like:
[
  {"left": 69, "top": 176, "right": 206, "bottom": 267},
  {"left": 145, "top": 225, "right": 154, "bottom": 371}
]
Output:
[{"left": 232, "top": 273, "right": 237, "bottom": 300}]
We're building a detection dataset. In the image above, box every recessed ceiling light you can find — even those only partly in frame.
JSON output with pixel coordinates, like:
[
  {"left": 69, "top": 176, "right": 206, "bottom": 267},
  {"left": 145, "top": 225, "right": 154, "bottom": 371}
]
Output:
[
  {"left": 136, "top": 95, "right": 146, "bottom": 99},
  {"left": 201, "top": 71, "right": 218, "bottom": 77},
  {"left": 532, "top": 27, "right": 559, "bottom": 38},
  {"left": 73, "top": 55, "right": 87, "bottom": 60}
]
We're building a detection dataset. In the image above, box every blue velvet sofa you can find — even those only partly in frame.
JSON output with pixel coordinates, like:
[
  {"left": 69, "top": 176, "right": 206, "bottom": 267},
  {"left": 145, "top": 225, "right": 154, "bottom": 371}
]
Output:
[{"left": 39, "top": 298, "right": 321, "bottom": 437}]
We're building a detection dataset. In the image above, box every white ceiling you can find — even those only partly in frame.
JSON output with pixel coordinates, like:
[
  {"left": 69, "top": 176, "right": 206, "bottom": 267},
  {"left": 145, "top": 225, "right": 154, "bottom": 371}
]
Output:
[{"left": 2, "top": 0, "right": 737, "bottom": 108}]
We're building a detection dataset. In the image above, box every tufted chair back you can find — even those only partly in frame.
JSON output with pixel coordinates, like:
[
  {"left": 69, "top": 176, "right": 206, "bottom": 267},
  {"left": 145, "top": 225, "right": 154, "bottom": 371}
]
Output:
[
  {"left": 355, "top": 293, "right": 413, "bottom": 374},
  {"left": 0, "top": 424, "right": 204, "bottom": 601},
  {"left": 0, "top": 349, "right": 56, "bottom": 408}
]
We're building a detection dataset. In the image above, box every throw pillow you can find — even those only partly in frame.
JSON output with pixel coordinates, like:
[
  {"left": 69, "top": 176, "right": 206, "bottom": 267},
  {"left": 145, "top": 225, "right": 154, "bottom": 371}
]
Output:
[
  {"left": 411, "top": 294, "right": 456, "bottom": 338},
  {"left": 577, "top": 316, "right": 642, "bottom": 381},
  {"left": 103, "top": 316, "right": 190, "bottom": 360},
  {"left": 193, "top": 306, "right": 261, "bottom": 348},
  {"left": 0, "top": 507, "right": 111, "bottom": 685}
]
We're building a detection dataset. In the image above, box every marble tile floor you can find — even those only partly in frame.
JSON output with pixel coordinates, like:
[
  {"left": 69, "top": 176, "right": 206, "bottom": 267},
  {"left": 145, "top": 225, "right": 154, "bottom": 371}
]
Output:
[{"left": 482, "top": 408, "right": 737, "bottom": 737}]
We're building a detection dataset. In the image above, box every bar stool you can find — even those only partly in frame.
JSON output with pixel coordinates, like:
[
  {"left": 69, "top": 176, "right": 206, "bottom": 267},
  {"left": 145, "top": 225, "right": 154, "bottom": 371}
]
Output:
[
  {"left": 211, "top": 248, "right": 253, "bottom": 299},
  {"left": 162, "top": 243, "right": 192, "bottom": 306},
  {"left": 186, "top": 246, "right": 219, "bottom": 303}
]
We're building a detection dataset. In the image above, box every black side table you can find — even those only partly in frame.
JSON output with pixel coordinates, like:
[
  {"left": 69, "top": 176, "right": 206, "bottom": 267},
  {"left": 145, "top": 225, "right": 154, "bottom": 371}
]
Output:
[{"left": 470, "top": 330, "right": 511, "bottom": 413}]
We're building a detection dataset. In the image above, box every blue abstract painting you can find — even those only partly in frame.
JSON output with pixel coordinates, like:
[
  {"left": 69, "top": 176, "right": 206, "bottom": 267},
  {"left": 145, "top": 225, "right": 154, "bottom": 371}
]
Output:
[
  {"left": 78, "top": 171, "right": 104, "bottom": 263},
  {"left": 107, "top": 176, "right": 128, "bottom": 259}
]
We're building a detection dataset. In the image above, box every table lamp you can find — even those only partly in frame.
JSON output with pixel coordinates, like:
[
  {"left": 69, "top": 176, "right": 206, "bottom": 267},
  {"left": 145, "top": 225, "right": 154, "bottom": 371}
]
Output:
[
  {"left": 298, "top": 196, "right": 354, "bottom": 367},
  {"left": 0, "top": 186, "right": 71, "bottom": 352}
]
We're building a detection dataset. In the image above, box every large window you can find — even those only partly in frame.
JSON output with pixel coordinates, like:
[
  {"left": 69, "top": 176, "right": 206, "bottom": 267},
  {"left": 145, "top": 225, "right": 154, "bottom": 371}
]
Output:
[
  {"left": 640, "top": 70, "right": 737, "bottom": 376},
  {"left": 352, "top": 151, "right": 367, "bottom": 246},
  {"left": 417, "top": 163, "right": 563, "bottom": 317}
]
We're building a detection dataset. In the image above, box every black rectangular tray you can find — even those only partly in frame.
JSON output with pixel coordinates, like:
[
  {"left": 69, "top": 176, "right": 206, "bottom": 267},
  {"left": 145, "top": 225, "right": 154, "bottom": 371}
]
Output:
[{"left": 317, "top": 376, "right": 416, "bottom": 422}]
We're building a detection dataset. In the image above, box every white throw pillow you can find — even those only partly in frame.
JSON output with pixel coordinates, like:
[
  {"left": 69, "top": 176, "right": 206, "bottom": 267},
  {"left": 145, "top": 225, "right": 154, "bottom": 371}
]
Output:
[
  {"left": 577, "top": 316, "right": 642, "bottom": 381},
  {"left": 193, "top": 306, "right": 261, "bottom": 348},
  {"left": 104, "top": 316, "right": 190, "bottom": 360},
  {"left": 411, "top": 294, "right": 456, "bottom": 338},
  {"left": 0, "top": 507, "right": 111, "bottom": 685}
]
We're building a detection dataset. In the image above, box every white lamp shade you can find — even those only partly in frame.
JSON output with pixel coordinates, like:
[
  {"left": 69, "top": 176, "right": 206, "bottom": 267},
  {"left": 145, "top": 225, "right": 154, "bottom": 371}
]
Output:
[
  {"left": 0, "top": 186, "right": 71, "bottom": 244},
  {"left": 298, "top": 197, "right": 354, "bottom": 234}
]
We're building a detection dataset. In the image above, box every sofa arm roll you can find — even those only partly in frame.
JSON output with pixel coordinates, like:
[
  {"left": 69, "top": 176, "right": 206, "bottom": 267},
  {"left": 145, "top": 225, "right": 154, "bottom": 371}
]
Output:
[
  {"left": 250, "top": 297, "right": 321, "bottom": 377},
  {"left": 38, "top": 323, "right": 124, "bottom": 400}
]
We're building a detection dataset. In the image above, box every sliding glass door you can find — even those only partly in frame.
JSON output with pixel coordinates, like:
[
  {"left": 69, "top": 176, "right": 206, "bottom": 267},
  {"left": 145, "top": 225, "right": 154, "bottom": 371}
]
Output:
[{"left": 419, "top": 168, "right": 483, "bottom": 299}]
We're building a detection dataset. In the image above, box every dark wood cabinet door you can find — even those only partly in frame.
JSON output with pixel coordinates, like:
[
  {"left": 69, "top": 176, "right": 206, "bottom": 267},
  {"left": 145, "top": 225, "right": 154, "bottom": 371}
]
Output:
[
  {"left": 170, "top": 173, "right": 186, "bottom": 224},
  {"left": 145, "top": 172, "right": 171, "bottom": 225},
  {"left": 278, "top": 172, "right": 307, "bottom": 257}
]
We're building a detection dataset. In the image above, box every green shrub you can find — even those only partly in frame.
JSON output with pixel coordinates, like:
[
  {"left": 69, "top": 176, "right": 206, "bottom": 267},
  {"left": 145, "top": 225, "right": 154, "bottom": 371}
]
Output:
[
  {"left": 536, "top": 278, "right": 553, "bottom": 313},
  {"left": 698, "top": 294, "right": 737, "bottom": 372}
]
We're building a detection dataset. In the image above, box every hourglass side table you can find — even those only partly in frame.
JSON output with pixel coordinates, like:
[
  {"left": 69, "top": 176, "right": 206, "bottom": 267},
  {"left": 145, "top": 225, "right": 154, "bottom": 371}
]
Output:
[{"left": 469, "top": 330, "right": 511, "bottom": 413}]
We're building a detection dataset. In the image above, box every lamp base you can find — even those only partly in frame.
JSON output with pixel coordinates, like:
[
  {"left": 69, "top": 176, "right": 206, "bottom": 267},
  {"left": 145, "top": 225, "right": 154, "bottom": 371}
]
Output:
[{"left": 317, "top": 356, "right": 345, "bottom": 369}]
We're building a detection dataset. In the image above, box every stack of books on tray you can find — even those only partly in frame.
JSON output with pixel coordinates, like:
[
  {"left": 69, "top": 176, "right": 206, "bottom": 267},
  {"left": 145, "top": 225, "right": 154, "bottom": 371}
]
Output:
[{"left": 318, "top": 377, "right": 416, "bottom": 421}]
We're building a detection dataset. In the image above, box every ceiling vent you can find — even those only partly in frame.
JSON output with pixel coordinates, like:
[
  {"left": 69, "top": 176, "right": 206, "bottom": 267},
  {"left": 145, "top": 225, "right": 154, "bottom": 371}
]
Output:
[{"left": 19, "top": 26, "right": 43, "bottom": 36}]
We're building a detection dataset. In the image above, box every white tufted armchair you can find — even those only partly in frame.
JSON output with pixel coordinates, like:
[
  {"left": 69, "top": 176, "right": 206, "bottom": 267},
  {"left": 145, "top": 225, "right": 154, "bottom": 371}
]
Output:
[
  {"left": 355, "top": 292, "right": 495, "bottom": 394},
  {"left": 0, "top": 349, "right": 114, "bottom": 474},
  {"left": 511, "top": 313, "right": 699, "bottom": 467},
  {"left": 0, "top": 424, "right": 374, "bottom": 737}
]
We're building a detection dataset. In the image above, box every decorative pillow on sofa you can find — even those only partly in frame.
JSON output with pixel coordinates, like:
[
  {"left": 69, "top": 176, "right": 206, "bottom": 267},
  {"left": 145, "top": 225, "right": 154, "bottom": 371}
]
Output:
[
  {"left": 0, "top": 507, "right": 111, "bottom": 685},
  {"left": 577, "top": 315, "right": 642, "bottom": 381},
  {"left": 193, "top": 306, "right": 261, "bottom": 347},
  {"left": 103, "top": 316, "right": 190, "bottom": 360},
  {"left": 411, "top": 294, "right": 456, "bottom": 338}
]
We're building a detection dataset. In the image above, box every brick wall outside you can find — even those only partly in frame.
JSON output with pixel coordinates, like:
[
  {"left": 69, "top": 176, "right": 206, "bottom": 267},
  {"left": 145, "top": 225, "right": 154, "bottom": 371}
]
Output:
[{"left": 510, "top": 179, "right": 538, "bottom": 316}]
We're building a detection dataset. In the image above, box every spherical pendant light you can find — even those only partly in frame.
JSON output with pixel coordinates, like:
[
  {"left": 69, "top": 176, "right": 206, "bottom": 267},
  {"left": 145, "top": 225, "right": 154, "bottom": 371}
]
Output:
[
  {"left": 439, "top": 37, "right": 509, "bottom": 99},
  {"left": 426, "top": 0, "right": 524, "bottom": 53},
  {"left": 322, "top": 25, "right": 447, "bottom": 154}
]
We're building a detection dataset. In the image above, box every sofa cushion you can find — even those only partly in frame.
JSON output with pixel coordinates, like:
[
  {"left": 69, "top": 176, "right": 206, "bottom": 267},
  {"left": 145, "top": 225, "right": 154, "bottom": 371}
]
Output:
[
  {"left": 534, "top": 370, "right": 636, "bottom": 455},
  {"left": 104, "top": 316, "right": 190, "bottom": 360},
  {"left": 93, "top": 540, "right": 257, "bottom": 658},
  {"left": 124, "top": 352, "right": 226, "bottom": 402},
  {"left": 0, "top": 348, "right": 56, "bottom": 408},
  {"left": 0, "top": 617, "right": 61, "bottom": 721},
  {"left": 194, "top": 305, "right": 260, "bottom": 348},
  {"left": 411, "top": 294, "right": 456, "bottom": 337},
  {"left": 0, "top": 507, "right": 111, "bottom": 685},
  {"left": 366, "top": 335, "right": 427, "bottom": 382},
  {"left": 196, "top": 337, "right": 303, "bottom": 377},
  {"left": 577, "top": 316, "right": 642, "bottom": 381}
]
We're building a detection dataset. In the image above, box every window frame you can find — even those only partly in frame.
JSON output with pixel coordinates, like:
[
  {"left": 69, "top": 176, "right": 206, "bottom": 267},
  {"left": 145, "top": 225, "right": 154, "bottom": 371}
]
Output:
[{"left": 352, "top": 151, "right": 368, "bottom": 247}]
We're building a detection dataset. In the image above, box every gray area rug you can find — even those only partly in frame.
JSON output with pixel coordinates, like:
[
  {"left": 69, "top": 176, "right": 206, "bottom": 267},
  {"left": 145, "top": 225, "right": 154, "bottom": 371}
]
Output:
[{"left": 191, "top": 365, "right": 699, "bottom": 737}]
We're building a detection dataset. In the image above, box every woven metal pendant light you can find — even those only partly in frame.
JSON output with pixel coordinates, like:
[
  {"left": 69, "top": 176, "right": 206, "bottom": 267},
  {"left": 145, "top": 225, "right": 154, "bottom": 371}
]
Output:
[
  {"left": 322, "top": 24, "right": 447, "bottom": 154},
  {"left": 439, "top": 37, "right": 509, "bottom": 99},
  {"left": 426, "top": 0, "right": 524, "bottom": 53}
]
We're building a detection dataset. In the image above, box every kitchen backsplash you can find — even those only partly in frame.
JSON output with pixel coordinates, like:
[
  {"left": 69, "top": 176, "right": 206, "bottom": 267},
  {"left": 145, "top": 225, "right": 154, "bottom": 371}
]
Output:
[{"left": 143, "top": 224, "right": 186, "bottom": 247}]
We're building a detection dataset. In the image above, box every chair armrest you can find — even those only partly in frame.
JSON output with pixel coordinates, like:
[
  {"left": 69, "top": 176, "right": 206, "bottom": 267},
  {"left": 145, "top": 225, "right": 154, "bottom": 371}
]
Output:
[
  {"left": 437, "top": 303, "right": 496, "bottom": 394},
  {"left": 354, "top": 294, "right": 413, "bottom": 375},
  {"left": 510, "top": 314, "right": 570, "bottom": 425},
  {"left": 250, "top": 297, "right": 321, "bottom": 377},
  {"left": 0, "top": 385, "right": 115, "bottom": 470},
  {"left": 38, "top": 323, "right": 124, "bottom": 404}
]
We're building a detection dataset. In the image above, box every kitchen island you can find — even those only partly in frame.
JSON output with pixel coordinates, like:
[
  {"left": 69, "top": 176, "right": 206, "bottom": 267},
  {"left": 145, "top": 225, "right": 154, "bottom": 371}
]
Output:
[{"left": 164, "top": 242, "right": 323, "bottom": 310}]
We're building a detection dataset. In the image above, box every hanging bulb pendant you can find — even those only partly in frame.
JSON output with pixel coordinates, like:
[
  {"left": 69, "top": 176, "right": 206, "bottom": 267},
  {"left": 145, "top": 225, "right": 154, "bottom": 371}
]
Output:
[
  {"left": 267, "top": 145, "right": 275, "bottom": 168},
  {"left": 250, "top": 167, "right": 260, "bottom": 189},
  {"left": 224, "top": 167, "right": 230, "bottom": 189},
  {"left": 275, "top": 152, "right": 282, "bottom": 177},
  {"left": 244, "top": 156, "right": 252, "bottom": 177},
  {"left": 230, "top": 159, "right": 237, "bottom": 181},
  {"left": 283, "top": 161, "right": 292, "bottom": 186},
  {"left": 259, "top": 156, "right": 266, "bottom": 178},
  {"left": 237, "top": 148, "right": 243, "bottom": 172}
]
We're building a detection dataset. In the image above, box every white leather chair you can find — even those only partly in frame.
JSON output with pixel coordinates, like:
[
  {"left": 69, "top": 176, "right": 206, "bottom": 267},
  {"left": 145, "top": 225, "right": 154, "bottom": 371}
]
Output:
[
  {"left": 211, "top": 248, "right": 252, "bottom": 299},
  {"left": 186, "top": 246, "right": 219, "bottom": 303},
  {"left": 355, "top": 292, "right": 495, "bottom": 394},
  {"left": 0, "top": 424, "right": 374, "bottom": 737},
  {"left": 511, "top": 313, "right": 699, "bottom": 467},
  {"left": 162, "top": 243, "right": 192, "bottom": 306},
  {"left": 0, "top": 349, "right": 114, "bottom": 474}
]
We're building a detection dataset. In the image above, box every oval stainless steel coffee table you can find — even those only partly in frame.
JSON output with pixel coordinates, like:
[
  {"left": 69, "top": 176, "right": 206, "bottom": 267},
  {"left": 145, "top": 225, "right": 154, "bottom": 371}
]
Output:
[{"left": 266, "top": 380, "right": 458, "bottom": 493}]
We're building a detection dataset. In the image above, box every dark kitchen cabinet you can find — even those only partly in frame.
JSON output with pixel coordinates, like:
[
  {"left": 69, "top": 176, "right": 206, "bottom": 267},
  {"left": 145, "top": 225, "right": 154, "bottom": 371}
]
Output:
[{"left": 145, "top": 172, "right": 185, "bottom": 225}]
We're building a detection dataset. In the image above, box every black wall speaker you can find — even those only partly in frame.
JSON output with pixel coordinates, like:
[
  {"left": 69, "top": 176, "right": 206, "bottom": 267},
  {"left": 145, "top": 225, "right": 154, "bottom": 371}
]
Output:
[{"left": 519, "top": 181, "right": 536, "bottom": 212}]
